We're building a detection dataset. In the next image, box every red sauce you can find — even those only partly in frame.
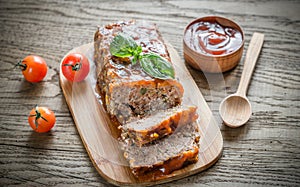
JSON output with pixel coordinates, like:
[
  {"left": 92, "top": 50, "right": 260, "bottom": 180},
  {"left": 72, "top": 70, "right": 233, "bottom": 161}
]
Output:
[{"left": 185, "top": 21, "right": 243, "bottom": 55}]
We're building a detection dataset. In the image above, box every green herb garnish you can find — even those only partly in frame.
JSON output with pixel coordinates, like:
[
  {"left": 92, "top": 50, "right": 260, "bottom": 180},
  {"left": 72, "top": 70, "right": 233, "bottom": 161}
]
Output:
[
  {"left": 140, "top": 53, "right": 175, "bottom": 80},
  {"left": 109, "top": 33, "right": 142, "bottom": 65},
  {"left": 109, "top": 33, "right": 175, "bottom": 79},
  {"left": 140, "top": 87, "right": 147, "bottom": 95}
]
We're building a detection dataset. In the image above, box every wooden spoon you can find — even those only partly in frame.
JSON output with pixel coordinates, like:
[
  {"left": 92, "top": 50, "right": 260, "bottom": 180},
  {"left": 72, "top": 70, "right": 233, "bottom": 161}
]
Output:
[{"left": 219, "top": 32, "right": 264, "bottom": 128}]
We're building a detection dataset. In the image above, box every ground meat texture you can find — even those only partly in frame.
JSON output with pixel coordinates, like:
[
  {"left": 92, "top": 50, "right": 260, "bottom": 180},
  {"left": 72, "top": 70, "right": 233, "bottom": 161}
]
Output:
[
  {"left": 121, "top": 105, "right": 198, "bottom": 146},
  {"left": 122, "top": 122, "right": 200, "bottom": 177},
  {"left": 94, "top": 20, "right": 184, "bottom": 124}
]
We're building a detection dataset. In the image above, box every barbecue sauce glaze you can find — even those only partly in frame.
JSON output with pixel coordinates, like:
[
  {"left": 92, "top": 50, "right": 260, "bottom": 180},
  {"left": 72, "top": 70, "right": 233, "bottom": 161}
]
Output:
[{"left": 185, "top": 21, "right": 243, "bottom": 55}]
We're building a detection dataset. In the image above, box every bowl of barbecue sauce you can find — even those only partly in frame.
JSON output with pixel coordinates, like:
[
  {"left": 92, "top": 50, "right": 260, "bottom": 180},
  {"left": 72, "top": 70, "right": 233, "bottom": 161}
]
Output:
[{"left": 183, "top": 16, "right": 244, "bottom": 72}]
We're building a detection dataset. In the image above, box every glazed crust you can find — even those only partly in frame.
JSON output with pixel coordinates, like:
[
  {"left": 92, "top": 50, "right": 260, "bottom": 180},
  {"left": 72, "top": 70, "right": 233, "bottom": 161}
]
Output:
[{"left": 94, "top": 20, "right": 184, "bottom": 124}]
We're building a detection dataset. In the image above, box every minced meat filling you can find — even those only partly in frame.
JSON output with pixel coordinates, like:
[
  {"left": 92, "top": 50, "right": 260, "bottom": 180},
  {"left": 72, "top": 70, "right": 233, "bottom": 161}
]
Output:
[{"left": 122, "top": 122, "right": 199, "bottom": 168}]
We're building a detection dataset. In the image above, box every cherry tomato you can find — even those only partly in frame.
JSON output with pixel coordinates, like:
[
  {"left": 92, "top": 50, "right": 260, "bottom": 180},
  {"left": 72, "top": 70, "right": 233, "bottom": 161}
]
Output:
[
  {"left": 28, "top": 105, "right": 56, "bottom": 133},
  {"left": 16, "top": 55, "right": 48, "bottom": 82},
  {"left": 61, "top": 53, "right": 90, "bottom": 82}
]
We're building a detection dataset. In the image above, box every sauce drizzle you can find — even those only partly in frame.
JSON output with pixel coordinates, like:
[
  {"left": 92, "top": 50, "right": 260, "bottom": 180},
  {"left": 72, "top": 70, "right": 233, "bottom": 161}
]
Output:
[{"left": 185, "top": 21, "right": 243, "bottom": 55}]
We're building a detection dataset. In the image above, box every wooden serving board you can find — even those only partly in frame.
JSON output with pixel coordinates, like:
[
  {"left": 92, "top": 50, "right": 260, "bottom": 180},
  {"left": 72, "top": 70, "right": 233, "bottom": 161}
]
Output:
[{"left": 59, "top": 43, "right": 223, "bottom": 186}]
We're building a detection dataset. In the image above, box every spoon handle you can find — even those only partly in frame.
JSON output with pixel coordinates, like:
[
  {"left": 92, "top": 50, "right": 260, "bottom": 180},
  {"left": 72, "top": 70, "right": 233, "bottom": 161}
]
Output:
[{"left": 237, "top": 32, "right": 264, "bottom": 96}]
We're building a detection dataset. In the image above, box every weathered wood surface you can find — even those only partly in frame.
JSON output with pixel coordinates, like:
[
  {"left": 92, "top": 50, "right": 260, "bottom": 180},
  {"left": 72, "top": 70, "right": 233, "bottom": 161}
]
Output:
[{"left": 0, "top": 0, "right": 299, "bottom": 186}]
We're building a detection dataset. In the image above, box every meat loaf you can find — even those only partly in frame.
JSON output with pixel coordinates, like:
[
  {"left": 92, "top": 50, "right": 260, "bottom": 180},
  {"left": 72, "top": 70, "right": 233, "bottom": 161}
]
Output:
[
  {"left": 122, "top": 122, "right": 200, "bottom": 177},
  {"left": 121, "top": 105, "right": 198, "bottom": 146},
  {"left": 94, "top": 20, "right": 184, "bottom": 124}
]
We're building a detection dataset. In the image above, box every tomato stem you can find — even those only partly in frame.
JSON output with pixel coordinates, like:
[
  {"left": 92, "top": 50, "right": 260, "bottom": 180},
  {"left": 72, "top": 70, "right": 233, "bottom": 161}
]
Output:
[
  {"left": 15, "top": 60, "right": 27, "bottom": 71},
  {"left": 29, "top": 105, "right": 48, "bottom": 129},
  {"left": 63, "top": 56, "right": 82, "bottom": 71}
]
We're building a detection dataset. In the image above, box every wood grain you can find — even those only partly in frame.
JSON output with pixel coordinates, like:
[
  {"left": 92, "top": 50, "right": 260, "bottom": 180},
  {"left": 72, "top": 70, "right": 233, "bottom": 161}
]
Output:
[{"left": 0, "top": 0, "right": 299, "bottom": 186}]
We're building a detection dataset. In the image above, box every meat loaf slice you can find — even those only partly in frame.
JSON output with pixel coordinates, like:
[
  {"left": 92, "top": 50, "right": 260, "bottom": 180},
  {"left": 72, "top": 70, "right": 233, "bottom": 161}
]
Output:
[
  {"left": 121, "top": 105, "right": 198, "bottom": 146},
  {"left": 94, "top": 20, "right": 184, "bottom": 124},
  {"left": 122, "top": 122, "right": 200, "bottom": 177}
]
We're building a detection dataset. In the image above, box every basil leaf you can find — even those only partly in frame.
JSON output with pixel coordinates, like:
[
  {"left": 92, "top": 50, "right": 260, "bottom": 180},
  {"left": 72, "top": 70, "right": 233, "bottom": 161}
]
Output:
[
  {"left": 140, "top": 53, "right": 175, "bottom": 79},
  {"left": 110, "top": 33, "right": 138, "bottom": 58}
]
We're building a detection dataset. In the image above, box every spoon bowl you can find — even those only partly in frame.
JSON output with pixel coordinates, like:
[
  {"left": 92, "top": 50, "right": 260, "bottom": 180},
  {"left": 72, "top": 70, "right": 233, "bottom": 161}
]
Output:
[
  {"left": 219, "top": 94, "right": 251, "bottom": 128},
  {"left": 219, "top": 32, "right": 264, "bottom": 128}
]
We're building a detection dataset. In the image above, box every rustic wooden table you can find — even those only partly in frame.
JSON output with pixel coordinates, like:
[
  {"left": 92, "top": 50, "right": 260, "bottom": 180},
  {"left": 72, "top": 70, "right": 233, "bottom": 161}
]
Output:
[{"left": 1, "top": 0, "right": 299, "bottom": 186}]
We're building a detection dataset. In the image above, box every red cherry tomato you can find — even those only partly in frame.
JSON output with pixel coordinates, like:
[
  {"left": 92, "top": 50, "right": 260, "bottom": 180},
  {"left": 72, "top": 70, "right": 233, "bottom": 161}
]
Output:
[
  {"left": 28, "top": 105, "right": 56, "bottom": 133},
  {"left": 61, "top": 53, "right": 90, "bottom": 82},
  {"left": 16, "top": 55, "right": 48, "bottom": 83}
]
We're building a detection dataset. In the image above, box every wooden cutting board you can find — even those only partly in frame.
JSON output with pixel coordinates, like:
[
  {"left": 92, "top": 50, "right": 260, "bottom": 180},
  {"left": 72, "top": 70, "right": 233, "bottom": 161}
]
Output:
[{"left": 59, "top": 42, "right": 223, "bottom": 186}]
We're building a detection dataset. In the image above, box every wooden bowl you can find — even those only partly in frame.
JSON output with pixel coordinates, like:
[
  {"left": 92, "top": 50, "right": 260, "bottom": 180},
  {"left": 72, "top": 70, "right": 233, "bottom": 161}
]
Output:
[{"left": 183, "top": 16, "right": 245, "bottom": 73}]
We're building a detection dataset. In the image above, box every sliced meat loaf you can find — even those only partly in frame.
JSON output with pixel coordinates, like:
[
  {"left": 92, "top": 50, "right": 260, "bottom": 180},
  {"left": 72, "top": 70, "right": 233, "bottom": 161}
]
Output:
[
  {"left": 122, "top": 122, "right": 200, "bottom": 177},
  {"left": 121, "top": 105, "right": 198, "bottom": 146},
  {"left": 94, "top": 20, "right": 184, "bottom": 124}
]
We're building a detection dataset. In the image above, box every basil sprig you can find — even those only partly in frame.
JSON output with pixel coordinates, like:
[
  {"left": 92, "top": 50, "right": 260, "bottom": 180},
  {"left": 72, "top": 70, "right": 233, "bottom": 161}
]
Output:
[
  {"left": 109, "top": 33, "right": 142, "bottom": 65},
  {"left": 109, "top": 33, "right": 175, "bottom": 79},
  {"left": 140, "top": 54, "right": 175, "bottom": 80}
]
